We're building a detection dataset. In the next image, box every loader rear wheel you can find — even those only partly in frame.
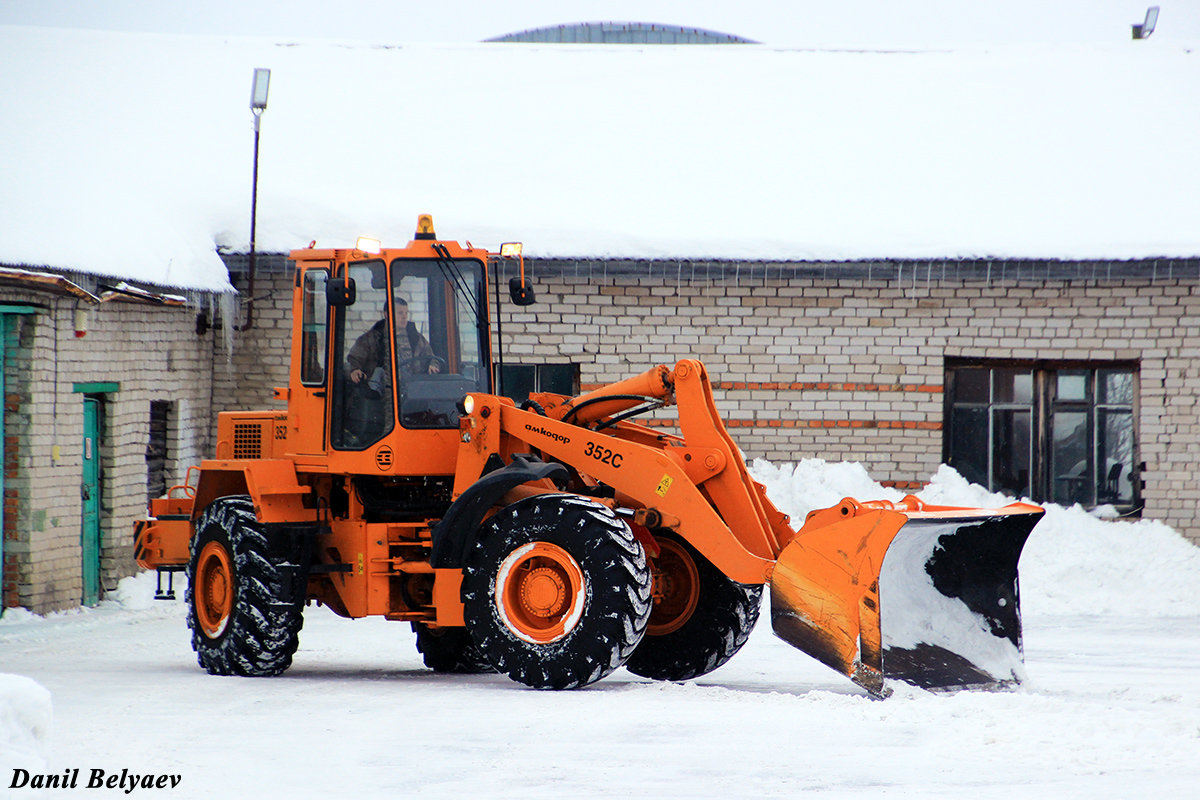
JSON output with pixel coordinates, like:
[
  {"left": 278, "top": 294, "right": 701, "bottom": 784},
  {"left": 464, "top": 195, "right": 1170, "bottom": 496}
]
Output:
[
  {"left": 462, "top": 495, "right": 652, "bottom": 689},
  {"left": 412, "top": 623, "right": 494, "bottom": 674},
  {"left": 186, "top": 496, "right": 302, "bottom": 677},
  {"left": 624, "top": 533, "right": 763, "bottom": 682}
]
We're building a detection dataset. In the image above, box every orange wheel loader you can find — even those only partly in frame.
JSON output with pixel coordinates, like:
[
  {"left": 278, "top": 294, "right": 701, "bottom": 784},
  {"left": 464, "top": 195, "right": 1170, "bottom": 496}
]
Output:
[{"left": 135, "top": 216, "right": 1044, "bottom": 695}]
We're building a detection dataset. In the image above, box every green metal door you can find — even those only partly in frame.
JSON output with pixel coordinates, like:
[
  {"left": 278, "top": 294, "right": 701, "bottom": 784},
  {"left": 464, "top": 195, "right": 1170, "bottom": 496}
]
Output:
[{"left": 81, "top": 398, "right": 101, "bottom": 606}]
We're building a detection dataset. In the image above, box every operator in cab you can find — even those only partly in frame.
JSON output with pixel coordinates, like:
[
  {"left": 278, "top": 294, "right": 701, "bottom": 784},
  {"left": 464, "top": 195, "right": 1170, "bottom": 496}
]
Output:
[{"left": 347, "top": 297, "right": 441, "bottom": 390}]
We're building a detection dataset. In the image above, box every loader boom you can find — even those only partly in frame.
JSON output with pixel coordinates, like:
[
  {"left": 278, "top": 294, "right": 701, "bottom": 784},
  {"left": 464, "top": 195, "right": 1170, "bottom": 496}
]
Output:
[{"left": 461, "top": 361, "right": 788, "bottom": 583}]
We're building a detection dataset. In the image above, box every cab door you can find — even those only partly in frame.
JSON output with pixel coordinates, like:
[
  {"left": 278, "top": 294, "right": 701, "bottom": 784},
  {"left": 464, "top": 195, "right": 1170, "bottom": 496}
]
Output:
[{"left": 289, "top": 265, "right": 331, "bottom": 458}]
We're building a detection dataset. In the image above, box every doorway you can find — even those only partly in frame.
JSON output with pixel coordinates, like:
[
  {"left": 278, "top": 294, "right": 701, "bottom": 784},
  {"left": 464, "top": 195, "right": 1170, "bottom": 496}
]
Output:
[{"left": 81, "top": 397, "right": 101, "bottom": 606}]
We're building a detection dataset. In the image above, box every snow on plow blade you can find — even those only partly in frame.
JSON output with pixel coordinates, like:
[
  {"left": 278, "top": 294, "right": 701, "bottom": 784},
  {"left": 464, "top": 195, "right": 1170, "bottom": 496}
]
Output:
[{"left": 769, "top": 497, "right": 1044, "bottom": 697}]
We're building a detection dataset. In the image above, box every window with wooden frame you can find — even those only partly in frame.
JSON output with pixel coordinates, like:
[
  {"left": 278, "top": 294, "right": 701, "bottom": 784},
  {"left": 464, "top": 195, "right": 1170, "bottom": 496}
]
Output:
[{"left": 944, "top": 360, "right": 1140, "bottom": 513}]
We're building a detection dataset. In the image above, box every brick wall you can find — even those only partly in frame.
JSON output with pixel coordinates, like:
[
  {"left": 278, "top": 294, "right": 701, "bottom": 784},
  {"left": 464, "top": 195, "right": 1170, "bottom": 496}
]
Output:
[
  {"left": 214, "top": 263, "right": 1200, "bottom": 546},
  {"left": 1, "top": 291, "right": 215, "bottom": 613},
  {"left": 212, "top": 270, "right": 291, "bottom": 416},
  {"left": 496, "top": 270, "right": 1199, "bottom": 543}
]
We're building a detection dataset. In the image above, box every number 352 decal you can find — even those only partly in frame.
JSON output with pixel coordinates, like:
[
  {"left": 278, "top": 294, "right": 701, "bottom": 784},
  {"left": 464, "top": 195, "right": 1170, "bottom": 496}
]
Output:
[{"left": 583, "top": 441, "right": 623, "bottom": 468}]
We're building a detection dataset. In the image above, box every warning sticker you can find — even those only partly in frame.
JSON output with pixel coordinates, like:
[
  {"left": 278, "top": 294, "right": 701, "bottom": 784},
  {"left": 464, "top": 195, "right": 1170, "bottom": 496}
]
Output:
[{"left": 655, "top": 474, "right": 673, "bottom": 498}]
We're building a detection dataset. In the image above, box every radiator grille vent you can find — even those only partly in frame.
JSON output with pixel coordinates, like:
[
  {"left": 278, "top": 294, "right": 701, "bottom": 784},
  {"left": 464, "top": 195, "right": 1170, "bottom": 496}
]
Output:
[{"left": 233, "top": 422, "right": 264, "bottom": 460}]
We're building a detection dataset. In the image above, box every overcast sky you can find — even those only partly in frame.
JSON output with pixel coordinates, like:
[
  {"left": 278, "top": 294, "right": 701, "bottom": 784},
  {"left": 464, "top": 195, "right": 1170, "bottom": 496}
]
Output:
[{"left": 2, "top": 1, "right": 1197, "bottom": 48}]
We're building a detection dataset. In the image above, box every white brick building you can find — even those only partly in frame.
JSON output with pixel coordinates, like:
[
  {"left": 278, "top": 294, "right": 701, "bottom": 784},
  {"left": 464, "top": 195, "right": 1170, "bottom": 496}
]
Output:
[
  {"left": 0, "top": 275, "right": 223, "bottom": 612},
  {"left": 221, "top": 254, "right": 1200, "bottom": 550}
]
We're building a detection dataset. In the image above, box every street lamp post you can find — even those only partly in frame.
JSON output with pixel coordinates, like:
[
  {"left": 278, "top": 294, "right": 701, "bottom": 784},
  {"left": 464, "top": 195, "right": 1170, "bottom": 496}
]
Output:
[{"left": 239, "top": 68, "right": 271, "bottom": 332}]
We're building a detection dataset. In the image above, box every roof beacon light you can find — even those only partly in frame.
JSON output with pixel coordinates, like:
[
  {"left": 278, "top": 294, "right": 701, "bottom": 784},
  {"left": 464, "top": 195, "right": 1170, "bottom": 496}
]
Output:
[
  {"left": 356, "top": 237, "right": 382, "bottom": 254},
  {"left": 415, "top": 214, "right": 436, "bottom": 240}
]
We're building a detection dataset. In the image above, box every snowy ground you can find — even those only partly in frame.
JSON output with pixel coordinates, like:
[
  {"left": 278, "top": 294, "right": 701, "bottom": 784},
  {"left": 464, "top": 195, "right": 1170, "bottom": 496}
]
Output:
[{"left": 3, "top": 461, "right": 1200, "bottom": 798}]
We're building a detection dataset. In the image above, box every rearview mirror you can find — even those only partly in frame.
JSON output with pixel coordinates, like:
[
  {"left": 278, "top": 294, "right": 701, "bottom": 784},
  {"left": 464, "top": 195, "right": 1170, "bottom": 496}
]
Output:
[
  {"left": 509, "top": 276, "right": 535, "bottom": 306},
  {"left": 327, "top": 276, "right": 356, "bottom": 306}
]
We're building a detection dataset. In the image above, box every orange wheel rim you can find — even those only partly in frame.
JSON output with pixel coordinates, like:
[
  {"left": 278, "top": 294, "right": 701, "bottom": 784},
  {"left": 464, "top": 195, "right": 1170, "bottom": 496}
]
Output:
[
  {"left": 648, "top": 538, "right": 700, "bottom": 636},
  {"left": 496, "top": 542, "right": 585, "bottom": 644},
  {"left": 195, "top": 541, "right": 234, "bottom": 638}
]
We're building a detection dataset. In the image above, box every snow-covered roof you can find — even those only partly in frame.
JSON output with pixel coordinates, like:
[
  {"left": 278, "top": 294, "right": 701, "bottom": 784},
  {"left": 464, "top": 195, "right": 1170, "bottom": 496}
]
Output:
[{"left": 1, "top": 24, "right": 1198, "bottom": 292}]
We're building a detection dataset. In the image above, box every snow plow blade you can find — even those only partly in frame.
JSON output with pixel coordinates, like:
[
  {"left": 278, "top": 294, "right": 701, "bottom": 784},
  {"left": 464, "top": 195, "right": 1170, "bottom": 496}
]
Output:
[{"left": 769, "top": 497, "right": 1044, "bottom": 697}]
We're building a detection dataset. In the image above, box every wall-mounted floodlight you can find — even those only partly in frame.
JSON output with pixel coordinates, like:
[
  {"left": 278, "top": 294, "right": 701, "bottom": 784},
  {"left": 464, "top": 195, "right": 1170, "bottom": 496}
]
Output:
[{"left": 1132, "top": 6, "right": 1159, "bottom": 39}]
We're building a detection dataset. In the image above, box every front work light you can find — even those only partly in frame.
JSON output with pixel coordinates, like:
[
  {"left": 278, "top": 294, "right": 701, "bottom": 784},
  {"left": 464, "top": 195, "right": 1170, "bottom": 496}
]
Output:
[
  {"left": 356, "top": 237, "right": 382, "bottom": 254},
  {"left": 462, "top": 395, "right": 476, "bottom": 415},
  {"left": 500, "top": 242, "right": 523, "bottom": 258}
]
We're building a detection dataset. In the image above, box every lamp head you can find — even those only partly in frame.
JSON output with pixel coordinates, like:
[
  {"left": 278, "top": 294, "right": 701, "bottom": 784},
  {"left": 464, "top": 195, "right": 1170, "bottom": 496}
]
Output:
[{"left": 251, "top": 68, "right": 271, "bottom": 110}]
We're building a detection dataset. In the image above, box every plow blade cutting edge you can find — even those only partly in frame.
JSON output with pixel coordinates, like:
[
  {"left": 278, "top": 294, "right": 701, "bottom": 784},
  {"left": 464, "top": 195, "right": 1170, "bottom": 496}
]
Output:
[{"left": 769, "top": 497, "right": 1044, "bottom": 697}]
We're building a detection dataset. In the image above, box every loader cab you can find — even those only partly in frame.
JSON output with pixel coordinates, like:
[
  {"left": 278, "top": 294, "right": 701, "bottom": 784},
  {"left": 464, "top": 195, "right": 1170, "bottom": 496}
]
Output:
[
  {"left": 288, "top": 223, "right": 493, "bottom": 475},
  {"left": 329, "top": 252, "right": 488, "bottom": 447}
]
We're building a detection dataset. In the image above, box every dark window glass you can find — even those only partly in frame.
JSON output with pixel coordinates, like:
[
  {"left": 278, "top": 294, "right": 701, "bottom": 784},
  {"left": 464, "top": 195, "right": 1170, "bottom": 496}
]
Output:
[
  {"left": 1098, "top": 408, "right": 1135, "bottom": 505},
  {"left": 391, "top": 259, "right": 487, "bottom": 430},
  {"left": 538, "top": 364, "right": 577, "bottom": 396},
  {"left": 500, "top": 364, "right": 579, "bottom": 404},
  {"left": 992, "top": 409, "right": 1031, "bottom": 497},
  {"left": 330, "top": 260, "right": 394, "bottom": 449},
  {"left": 994, "top": 369, "right": 1033, "bottom": 404},
  {"left": 500, "top": 365, "right": 537, "bottom": 404},
  {"left": 300, "top": 270, "right": 328, "bottom": 385},
  {"left": 948, "top": 406, "right": 988, "bottom": 487},
  {"left": 954, "top": 369, "right": 989, "bottom": 404},
  {"left": 146, "top": 401, "right": 171, "bottom": 500},
  {"left": 1051, "top": 410, "right": 1090, "bottom": 505},
  {"left": 1099, "top": 370, "right": 1134, "bottom": 405}
]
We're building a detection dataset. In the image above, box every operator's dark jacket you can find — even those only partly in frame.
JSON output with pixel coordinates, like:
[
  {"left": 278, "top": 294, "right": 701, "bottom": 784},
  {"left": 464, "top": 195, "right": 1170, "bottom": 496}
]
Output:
[{"left": 347, "top": 319, "right": 436, "bottom": 390}]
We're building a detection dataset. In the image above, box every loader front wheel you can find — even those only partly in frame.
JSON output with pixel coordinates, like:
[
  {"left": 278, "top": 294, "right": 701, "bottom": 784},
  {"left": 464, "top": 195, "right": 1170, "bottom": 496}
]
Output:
[
  {"left": 186, "top": 496, "right": 302, "bottom": 677},
  {"left": 462, "top": 495, "right": 652, "bottom": 689},
  {"left": 624, "top": 533, "right": 763, "bottom": 682}
]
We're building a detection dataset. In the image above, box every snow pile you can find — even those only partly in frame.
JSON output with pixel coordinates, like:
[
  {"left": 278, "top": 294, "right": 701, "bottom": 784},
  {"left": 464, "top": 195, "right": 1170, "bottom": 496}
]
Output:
[
  {"left": 0, "top": 607, "right": 39, "bottom": 627},
  {"left": 1019, "top": 504, "right": 1200, "bottom": 618},
  {"left": 750, "top": 458, "right": 1200, "bottom": 619},
  {"left": 749, "top": 457, "right": 905, "bottom": 517},
  {"left": 0, "top": 674, "right": 52, "bottom": 775},
  {"left": 111, "top": 572, "right": 166, "bottom": 611},
  {"left": 0, "top": 572, "right": 185, "bottom": 633}
]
